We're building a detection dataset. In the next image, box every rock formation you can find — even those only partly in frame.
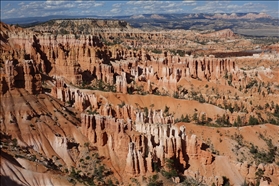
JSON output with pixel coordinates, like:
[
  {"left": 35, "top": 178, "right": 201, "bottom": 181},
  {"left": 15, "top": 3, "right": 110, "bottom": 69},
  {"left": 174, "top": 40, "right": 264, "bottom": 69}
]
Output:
[
  {"left": 1, "top": 59, "right": 42, "bottom": 94},
  {"left": 1, "top": 20, "right": 279, "bottom": 186}
]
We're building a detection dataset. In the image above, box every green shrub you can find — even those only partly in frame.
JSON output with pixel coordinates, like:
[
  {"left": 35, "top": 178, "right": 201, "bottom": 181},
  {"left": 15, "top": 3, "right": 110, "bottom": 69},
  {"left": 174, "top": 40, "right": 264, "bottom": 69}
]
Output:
[
  {"left": 30, "top": 155, "right": 36, "bottom": 161},
  {"left": 250, "top": 137, "right": 277, "bottom": 164},
  {"left": 175, "top": 114, "right": 190, "bottom": 123},
  {"left": 249, "top": 116, "right": 259, "bottom": 125},
  {"left": 222, "top": 176, "right": 230, "bottom": 186},
  {"left": 118, "top": 101, "right": 125, "bottom": 108},
  {"left": 249, "top": 144, "right": 258, "bottom": 154},
  {"left": 246, "top": 79, "right": 258, "bottom": 89},
  {"left": 182, "top": 177, "right": 206, "bottom": 186},
  {"left": 12, "top": 138, "right": 18, "bottom": 146},
  {"left": 163, "top": 106, "right": 170, "bottom": 116},
  {"left": 161, "top": 158, "right": 178, "bottom": 179},
  {"left": 151, "top": 49, "right": 162, "bottom": 54},
  {"left": 173, "top": 91, "right": 179, "bottom": 99},
  {"left": 147, "top": 174, "right": 163, "bottom": 186}
]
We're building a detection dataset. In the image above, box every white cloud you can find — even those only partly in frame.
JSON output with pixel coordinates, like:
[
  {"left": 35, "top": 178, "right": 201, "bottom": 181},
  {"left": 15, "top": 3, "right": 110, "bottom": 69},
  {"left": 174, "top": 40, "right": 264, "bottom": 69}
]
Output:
[
  {"left": 183, "top": 0, "right": 195, "bottom": 2},
  {"left": 193, "top": 1, "right": 267, "bottom": 14},
  {"left": 165, "top": 3, "right": 175, "bottom": 8},
  {"left": 112, "top": 3, "right": 122, "bottom": 8},
  {"left": 81, "top": 10, "right": 92, "bottom": 14},
  {"left": 110, "top": 8, "right": 121, "bottom": 14},
  {"left": 76, "top": 1, "right": 103, "bottom": 9},
  {"left": 124, "top": 0, "right": 196, "bottom": 15},
  {"left": 214, "top": 10, "right": 225, "bottom": 14},
  {"left": 94, "top": 3, "right": 104, "bottom": 7},
  {"left": 166, "top": 8, "right": 183, "bottom": 13},
  {"left": 227, "top": 5, "right": 238, "bottom": 9},
  {"left": 1, "top": 1, "right": 103, "bottom": 19},
  {"left": 143, "top": 5, "right": 153, "bottom": 10},
  {"left": 1, "top": 0, "right": 277, "bottom": 19},
  {"left": 5, "top": 3, "right": 10, "bottom": 8},
  {"left": 127, "top": 1, "right": 149, "bottom": 6},
  {"left": 182, "top": 0, "right": 196, "bottom": 6},
  {"left": 6, "top": 8, "right": 16, "bottom": 14}
]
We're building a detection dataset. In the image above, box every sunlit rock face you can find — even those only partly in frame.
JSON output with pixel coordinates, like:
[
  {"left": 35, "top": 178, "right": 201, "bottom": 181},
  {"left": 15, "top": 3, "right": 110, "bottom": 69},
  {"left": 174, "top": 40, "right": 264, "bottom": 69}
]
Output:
[{"left": 1, "top": 20, "right": 279, "bottom": 186}]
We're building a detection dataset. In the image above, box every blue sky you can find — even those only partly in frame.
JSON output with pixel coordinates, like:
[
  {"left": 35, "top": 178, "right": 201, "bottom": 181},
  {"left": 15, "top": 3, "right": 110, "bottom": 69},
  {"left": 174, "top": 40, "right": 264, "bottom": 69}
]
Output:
[{"left": 1, "top": 1, "right": 278, "bottom": 19}]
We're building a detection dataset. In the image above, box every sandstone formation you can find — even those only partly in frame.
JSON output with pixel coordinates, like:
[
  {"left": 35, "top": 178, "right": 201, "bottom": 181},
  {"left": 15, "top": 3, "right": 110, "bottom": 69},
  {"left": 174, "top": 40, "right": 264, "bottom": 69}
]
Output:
[
  {"left": 1, "top": 19, "right": 279, "bottom": 186},
  {"left": 1, "top": 60, "right": 42, "bottom": 94}
]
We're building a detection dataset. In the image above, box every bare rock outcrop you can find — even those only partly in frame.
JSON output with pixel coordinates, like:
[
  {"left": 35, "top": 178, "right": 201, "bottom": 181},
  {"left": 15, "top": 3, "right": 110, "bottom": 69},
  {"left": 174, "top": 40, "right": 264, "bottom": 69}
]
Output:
[{"left": 1, "top": 59, "right": 42, "bottom": 94}]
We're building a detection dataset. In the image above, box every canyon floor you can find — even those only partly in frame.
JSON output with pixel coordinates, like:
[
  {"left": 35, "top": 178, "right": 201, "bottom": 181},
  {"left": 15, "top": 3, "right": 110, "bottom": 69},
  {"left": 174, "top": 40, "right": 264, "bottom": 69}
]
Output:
[{"left": 0, "top": 17, "right": 279, "bottom": 186}]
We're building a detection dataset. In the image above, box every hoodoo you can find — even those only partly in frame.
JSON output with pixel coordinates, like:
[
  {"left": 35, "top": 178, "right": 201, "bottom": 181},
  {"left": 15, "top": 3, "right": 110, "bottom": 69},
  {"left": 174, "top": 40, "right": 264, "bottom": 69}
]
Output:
[{"left": 1, "top": 12, "right": 279, "bottom": 186}]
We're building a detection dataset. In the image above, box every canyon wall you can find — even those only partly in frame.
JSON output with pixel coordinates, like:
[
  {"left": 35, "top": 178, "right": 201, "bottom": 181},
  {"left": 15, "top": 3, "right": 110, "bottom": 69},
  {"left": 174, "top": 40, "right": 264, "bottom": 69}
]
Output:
[
  {"left": 2, "top": 29, "right": 242, "bottom": 89},
  {"left": 1, "top": 21, "right": 278, "bottom": 185},
  {"left": 49, "top": 80, "right": 279, "bottom": 185}
]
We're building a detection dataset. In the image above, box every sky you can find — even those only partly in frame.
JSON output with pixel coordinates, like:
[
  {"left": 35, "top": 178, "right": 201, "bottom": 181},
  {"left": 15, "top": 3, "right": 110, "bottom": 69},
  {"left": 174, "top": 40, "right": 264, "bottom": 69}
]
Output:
[{"left": 1, "top": 0, "right": 278, "bottom": 20}]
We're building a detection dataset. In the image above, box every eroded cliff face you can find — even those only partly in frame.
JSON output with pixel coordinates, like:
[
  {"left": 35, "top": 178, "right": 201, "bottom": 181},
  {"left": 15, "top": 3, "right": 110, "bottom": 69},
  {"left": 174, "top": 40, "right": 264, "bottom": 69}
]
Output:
[
  {"left": 1, "top": 60, "right": 42, "bottom": 95},
  {"left": 1, "top": 21, "right": 279, "bottom": 186},
  {"left": 50, "top": 80, "right": 279, "bottom": 185},
  {"left": 2, "top": 28, "right": 239, "bottom": 83},
  {"left": 0, "top": 88, "right": 86, "bottom": 185},
  {"left": 0, "top": 27, "right": 253, "bottom": 98},
  {"left": 1, "top": 154, "right": 71, "bottom": 186}
]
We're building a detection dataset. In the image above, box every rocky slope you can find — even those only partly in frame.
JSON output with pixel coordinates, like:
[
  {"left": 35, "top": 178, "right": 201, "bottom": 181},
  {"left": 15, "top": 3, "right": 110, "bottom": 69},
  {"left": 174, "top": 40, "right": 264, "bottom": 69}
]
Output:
[
  {"left": 0, "top": 20, "right": 279, "bottom": 186},
  {"left": 28, "top": 19, "right": 136, "bottom": 35}
]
